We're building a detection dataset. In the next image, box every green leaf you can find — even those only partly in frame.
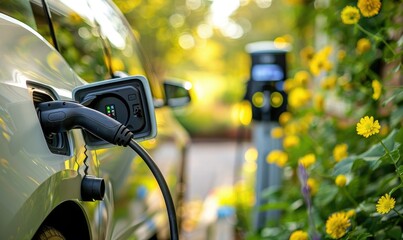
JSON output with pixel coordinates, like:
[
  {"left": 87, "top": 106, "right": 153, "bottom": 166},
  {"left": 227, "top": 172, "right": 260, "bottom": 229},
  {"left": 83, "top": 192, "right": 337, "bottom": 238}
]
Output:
[
  {"left": 334, "top": 157, "right": 355, "bottom": 175},
  {"left": 391, "top": 107, "right": 403, "bottom": 130},
  {"left": 315, "top": 183, "right": 338, "bottom": 207},
  {"left": 351, "top": 159, "right": 370, "bottom": 172},
  {"left": 398, "top": 165, "right": 403, "bottom": 177},
  {"left": 259, "top": 202, "right": 290, "bottom": 211},
  {"left": 261, "top": 186, "right": 281, "bottom": 200},
  {"left": 377, "top": 129, "right": 398, "bottom": 151},
  {"left": 386, "top": 226, "right": 402, "bottom": 240},
  {"left": 347, "top": 227, "right": 373, "bottom": 240},
  {"left": 395, "top": 128, "right": 403, "bottom": 145}
]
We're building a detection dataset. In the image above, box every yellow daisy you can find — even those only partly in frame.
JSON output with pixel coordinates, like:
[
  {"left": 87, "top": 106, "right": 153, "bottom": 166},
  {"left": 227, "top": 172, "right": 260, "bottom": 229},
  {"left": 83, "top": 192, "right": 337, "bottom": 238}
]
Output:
[
  {"left": 271, "top": 127, "right": 284, "bottom": 139},
  {"left": 266, "top": 150, "right": 288, "bottom": 168},
  {"left": 346, "top": 209, "right": 356, "bottom": 218},
  {"left": 326, "top": 212, "right": 351, "bottom": 239},
  {"left": 288, "top": 87, "right": 312, "bottom": 109},
  {"left": 294, "top": 71, "right": 311, "bottom": 86},
  {"left": 356, "top": 116, "right": 381, "bottom": 138},
  {"left": 376, "top": 193, "right": 395, "bottom": 214},
  {"left": 279, "top": 112, "right": 292, "bottom": 126},
  {"left": 314, "top": 94, "right": 325, "bottom": 112},
  {"left": 299, "top": 153, "right": 316, "bottom": 168},
  {"left": 337, "top": 50, "right": 346, "bottom": 61},
  {"left": 309, "top": 49, "right": 333, "bottom": 76},
  {"left": 307, "top": 178, "right": 319, "bottom": 195},
  {"left": 320, "top": 75, "right": 337, "bottom": 90},
  {"left": 356, "top": 38, "right": 371, "bottom": 54},
  {"left": 341, "top": 6, "right": 360, "bottom": 24},
  {"left": 333, "top": 143, "right": 348, "bottom": 162},
  {"left": 283, "top": 135, "right": 300, "bottom": 149},
  {"left": 358, "top": 0, "right": 382, "bottom": 17},
  {"left": 372, "top": 79, "right": 382, "bottom": 100},
  {"left": 335, "top": 175, "right": 347, "bottom": 187},
  {"left": 289, "top": 230, "right": 308, "bottom": 240},
  {"left": 300, "top": 46, "right": 315, "bottom": 65}
]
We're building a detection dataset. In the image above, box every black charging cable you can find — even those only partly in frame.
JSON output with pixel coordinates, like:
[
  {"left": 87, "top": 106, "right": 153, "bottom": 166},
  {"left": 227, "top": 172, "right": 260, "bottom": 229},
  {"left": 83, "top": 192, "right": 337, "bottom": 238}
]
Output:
[{"left": 38, "top": 101, "right": 179, "bottom": 240}]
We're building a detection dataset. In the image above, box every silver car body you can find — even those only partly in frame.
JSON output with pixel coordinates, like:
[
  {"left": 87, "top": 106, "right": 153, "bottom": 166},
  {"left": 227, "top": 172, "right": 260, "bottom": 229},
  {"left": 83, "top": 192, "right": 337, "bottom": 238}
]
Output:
[{"left": 0, "top": 0, "right": 189, "bottom": 239}]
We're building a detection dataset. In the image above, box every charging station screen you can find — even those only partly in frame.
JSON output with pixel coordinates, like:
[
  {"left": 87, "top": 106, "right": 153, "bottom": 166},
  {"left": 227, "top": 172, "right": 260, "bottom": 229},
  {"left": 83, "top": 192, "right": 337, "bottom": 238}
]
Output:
[
  {"left": 105, "top": 104, "right": 117, "bottom": 119},
  {"left": 252, "top": 64, "right": 284, "bottom": 81}
]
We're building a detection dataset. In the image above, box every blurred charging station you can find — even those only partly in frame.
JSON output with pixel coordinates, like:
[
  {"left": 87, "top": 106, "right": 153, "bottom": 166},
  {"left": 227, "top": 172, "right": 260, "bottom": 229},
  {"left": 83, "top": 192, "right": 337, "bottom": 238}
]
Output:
[{"left": 244, "top": 41, "right": 290, "bottom": 231}]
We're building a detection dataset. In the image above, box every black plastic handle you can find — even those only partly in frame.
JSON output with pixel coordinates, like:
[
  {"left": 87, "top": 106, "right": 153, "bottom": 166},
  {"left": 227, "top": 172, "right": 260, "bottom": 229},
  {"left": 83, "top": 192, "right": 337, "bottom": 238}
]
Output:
[{"left": 38, "top": 101, "right": 132, "bottom": 146}]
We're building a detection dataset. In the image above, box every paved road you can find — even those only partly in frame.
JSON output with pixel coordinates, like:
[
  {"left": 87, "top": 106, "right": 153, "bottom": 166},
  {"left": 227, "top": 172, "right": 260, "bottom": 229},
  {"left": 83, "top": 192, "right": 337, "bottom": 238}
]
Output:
[{"left": 181, "top": 139, "right": 249, "bottom": 240}]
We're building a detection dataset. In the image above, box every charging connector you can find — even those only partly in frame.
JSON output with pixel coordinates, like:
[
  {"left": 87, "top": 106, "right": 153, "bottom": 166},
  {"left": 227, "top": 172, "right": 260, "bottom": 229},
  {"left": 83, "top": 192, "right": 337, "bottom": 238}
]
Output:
[
  {"left": 38, "top": 101, "right": 133, "bottom": 146},
  {"left": 37, "top": 100, "right": 179, "bottom": 240}
]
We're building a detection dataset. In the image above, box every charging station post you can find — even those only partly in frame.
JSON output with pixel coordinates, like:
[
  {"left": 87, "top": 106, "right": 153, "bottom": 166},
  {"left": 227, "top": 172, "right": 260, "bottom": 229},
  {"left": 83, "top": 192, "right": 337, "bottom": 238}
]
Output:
[{"left": 244, "top": 41, "right": 290, "bottom": 231}]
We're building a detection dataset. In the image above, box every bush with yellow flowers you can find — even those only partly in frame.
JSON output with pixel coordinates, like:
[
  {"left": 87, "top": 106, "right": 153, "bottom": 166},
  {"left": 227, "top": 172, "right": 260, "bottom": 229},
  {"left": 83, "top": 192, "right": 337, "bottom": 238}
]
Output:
[{"left": 242, "top": 0, "right": 402, "bottom": 239}]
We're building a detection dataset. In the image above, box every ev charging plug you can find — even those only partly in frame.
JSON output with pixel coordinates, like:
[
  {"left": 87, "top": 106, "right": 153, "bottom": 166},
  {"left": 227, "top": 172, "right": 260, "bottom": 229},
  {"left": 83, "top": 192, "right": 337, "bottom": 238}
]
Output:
[
  {"left": 37, "top": 101, "right": 133, "bottom": 146},
  {"left": 37, "top": 100, "right": 179, "bottom": 239},
  {"left": 37, "top": 100, "right": 131, "bottom": 202}
]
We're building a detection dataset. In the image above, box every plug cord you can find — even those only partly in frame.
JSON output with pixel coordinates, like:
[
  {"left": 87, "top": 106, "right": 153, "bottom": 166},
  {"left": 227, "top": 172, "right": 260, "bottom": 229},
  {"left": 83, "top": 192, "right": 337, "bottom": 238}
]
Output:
[
  {"left": 38, "top": 101, "right": 179, "bottom": 239},
  {"left": 128, "top": 139, "right": 179, "bottom": 240}
]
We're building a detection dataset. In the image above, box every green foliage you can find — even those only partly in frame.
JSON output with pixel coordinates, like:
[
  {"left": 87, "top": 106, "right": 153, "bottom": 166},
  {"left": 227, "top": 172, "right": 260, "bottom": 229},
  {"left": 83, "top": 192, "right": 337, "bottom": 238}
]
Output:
[{"left": 238, "top": 1, "right": 403, "bottom": 239}]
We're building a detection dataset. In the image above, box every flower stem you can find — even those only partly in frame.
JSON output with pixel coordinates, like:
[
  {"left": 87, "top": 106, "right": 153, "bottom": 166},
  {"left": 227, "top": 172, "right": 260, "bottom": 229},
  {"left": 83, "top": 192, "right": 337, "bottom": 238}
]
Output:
[
  {"left": 392, "top": 208, "right": 403, "bottom": 219},
  {"left": 341, "top": 187, "right": 358, "bottom": 207},
  {"left": 376, "top": 135, "right": 391, "bottom": 156},
  {"left": 356, "top": 24, "right": 397, "bottom": 56},
  {"left": 389, "top": 183, "right": 403, "bottom": 195},
  {"left": 376, "top": 136, "right": 403, "bottom": 195}
]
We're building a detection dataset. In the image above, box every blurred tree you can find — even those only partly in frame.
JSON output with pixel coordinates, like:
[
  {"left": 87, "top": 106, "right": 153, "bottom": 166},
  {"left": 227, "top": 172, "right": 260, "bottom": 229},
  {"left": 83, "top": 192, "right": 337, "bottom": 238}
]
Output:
[{"left": 113, "top": 0, "right": 296, "bottom": 136}]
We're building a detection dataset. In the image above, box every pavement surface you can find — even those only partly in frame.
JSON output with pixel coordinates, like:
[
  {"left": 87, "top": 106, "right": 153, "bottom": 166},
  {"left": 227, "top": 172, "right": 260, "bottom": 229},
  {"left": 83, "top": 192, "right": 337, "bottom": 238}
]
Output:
[{"left": 181, "top": 139, "right": 249, "bottom": 240}]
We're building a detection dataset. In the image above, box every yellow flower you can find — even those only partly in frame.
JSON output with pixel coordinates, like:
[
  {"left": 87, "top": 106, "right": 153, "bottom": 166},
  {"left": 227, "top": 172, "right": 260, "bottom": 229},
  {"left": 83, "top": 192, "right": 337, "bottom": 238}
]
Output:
[
  {"left": 337, "top": 50, "right": 346, "bottom": 61},
  {"left": 284, "top": 122, "right": 299, "bottom": 136},
  {"left": 356, "top": 116, "right": 381, "bottom": 138},
  {"left": 266, "top": 150, "right": 288, "bottom": 167},
  {"left": 284, "top": 78, "right": 299, "bottom": 93},
  {"left": 314, "top": 94, "right": 325, "bottom": 112},
  {"left": 279, "top": 112, "right": 292, "bottom": 126},
  {"left": 376, "top": 193, "right": 395, "bottom": 214},
  {"left": 358, "top": 0, "right": 381, "bottom": 17},
  {"left": 309, "top": 51, "right": 333, "bottom": 76},
  {"left": 333, "top": 143, "right": 348, "bottom": 162},
  {"left": 294, "top": 71, "right": 311, "bottom": 86},
  {"left": 288, "top": 87, "right": 312, "bottom": 109},
  {"left": 346, "top": 209, "right": 356, "bottom": 218},
  {"left": 341, "top": 6, "right": 361, "bottom": 24},
  {"left": 321, "top": 75, "right": 337, "bottom": 90},
  {"left": 356, "top": 38, "right": 371, "bottom": 54},
  {"left": 307, "top": 178, "right": 319, "bottom": 195},
  {"left": 271, "top": 127, "right": 284, "bottom": 139},
  {"left": 372, "top": 79, "right": 382, "bottom": 100},
  {"left": 289, "top": 230, "right": 308, "bottom": 240},
  {"left": 300, "top": 46, "right": 315, "bottom": 65},
  {"left": 380, "top": 124, "right": 389, "bottom": 136},
  {"left": 326, "top": 212, "right": 351, "bottom": 239},
  {"left": 284, "top": 135, "right": 300, "bottom": 149},
  {"left": 335, "top": 175, "right": 347, "bottom": 187},
  {"left": 299, "top": 153, "right": 316, "bottom": 168}
]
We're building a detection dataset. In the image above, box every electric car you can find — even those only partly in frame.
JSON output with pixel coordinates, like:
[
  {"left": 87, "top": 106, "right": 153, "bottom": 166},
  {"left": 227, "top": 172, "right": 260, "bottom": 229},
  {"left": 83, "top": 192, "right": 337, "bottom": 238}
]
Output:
[{"left": 0, "top": 0, "right": 191, "bottom": 239}]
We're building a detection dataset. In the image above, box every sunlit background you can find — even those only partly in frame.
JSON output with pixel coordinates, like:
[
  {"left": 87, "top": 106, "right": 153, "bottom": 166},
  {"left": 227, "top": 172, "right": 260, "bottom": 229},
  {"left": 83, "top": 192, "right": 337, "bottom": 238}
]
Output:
[
  {"left": 113, "top": 0, "right": 298, "bottom": 137},
  {"left": 109, "top": 1, "right": 403, "bottom": 238}
]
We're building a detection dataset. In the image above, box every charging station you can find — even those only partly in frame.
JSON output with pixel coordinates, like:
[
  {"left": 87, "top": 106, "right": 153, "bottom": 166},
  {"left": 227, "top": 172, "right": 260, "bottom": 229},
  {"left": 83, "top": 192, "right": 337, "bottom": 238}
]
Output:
[
  {"left": 244, "top": 41, "right": 290, "bottom": 231},
  {"left": 37, "top": 75, "right": 179, "bottom": 239}
]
